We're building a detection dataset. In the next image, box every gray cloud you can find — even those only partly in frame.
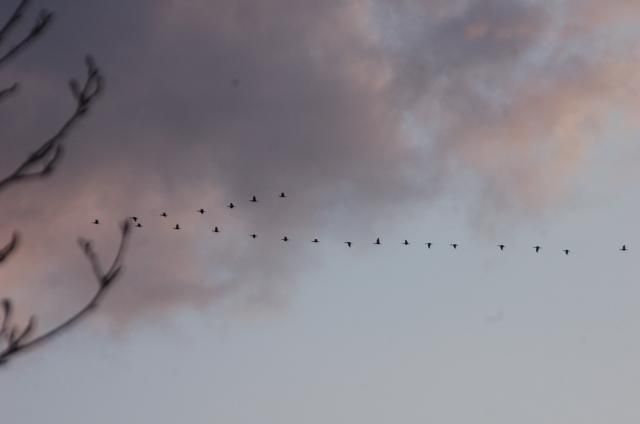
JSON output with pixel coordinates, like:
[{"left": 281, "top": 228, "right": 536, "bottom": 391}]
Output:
[{"left": 1, "top": 0, "right": 639, "bottom": 326}]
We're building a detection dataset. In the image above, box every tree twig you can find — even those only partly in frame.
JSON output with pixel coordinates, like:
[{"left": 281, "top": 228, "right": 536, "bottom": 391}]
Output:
[
  {"left": 0, "top": 82, "right": 18, "bottom": 102},
  {"left": 0, "top": 221, "right": 131, "bottom": 365},
  {"left": 0, "top": 56, "right": 103, "bottom": 193},
  {"left": 0, "top": 0, "right": 52, "bottom": 68},
  {"left": 0, "top": 233, "right": 19, "bottom": 265},
  {"left": 0, "top": 0, "right": 29, "bottom": 46}
]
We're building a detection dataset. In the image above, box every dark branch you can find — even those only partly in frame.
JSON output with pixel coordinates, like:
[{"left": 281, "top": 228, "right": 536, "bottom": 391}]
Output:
[
  {"left": 0, "top": 1, "right": 52, "bottom": 67},
  {"left": 0, "top": 233, "right": 19, "bottom": 265},
  {"left": 0, "top": 221, "right": 131, "bottom": 365},
  {"left": 0, "top": 82, "right": 18, "bottom": 102},
  {"left": 0, "top": 0, "right": 29, "bottom": 46},
  {"left": 0, "top": 56, "right": 103, "bottom": 193}
]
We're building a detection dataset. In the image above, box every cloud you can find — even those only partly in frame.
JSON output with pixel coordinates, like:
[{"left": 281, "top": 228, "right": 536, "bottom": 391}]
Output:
[{"left": 1, "top": 0, "right": 639, "bottom": 326}]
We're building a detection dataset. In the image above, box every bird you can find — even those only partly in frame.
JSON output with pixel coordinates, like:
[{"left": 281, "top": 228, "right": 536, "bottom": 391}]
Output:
[
  {"left": 250, "top": 195, "right": 257, "bottom": 203},
  {"left": 312, "top": 238, "right": 319, "bottom": 243},
  {"left": 374, "top": 238, "right": 381, "bottom": 245},
  {"left": 402, "top": 240, "right": 410, "bottom": 246},
  {"left": 534, "top": 245, "right": 541, "bottom": 253},
  {"left": 161, "top": 212, "right": 168, "bottom": 217},
  {"left": 227, "top": 203, "right": 235, "bottom": 209},
  {"left": 174, "top": 224, "right": 180, "bottom": 230},
  {"left": 92, "top": 219, "right": 99, "bottom": 225},
  {"left": 198, "top": 208, "right": 205, "bottom": 214},
  {"left": 213, "top": 226, "right": 220, "bottom": 233},
  {"left": 563, "top": 249, "right": 570, "bottom": 255},
  {"left": 130, "top": 216, "right": 139, "bottom": 222},
  {"left": 498, "top": 244, "right": 505, "bottom": 251},
  {"left": 281, "top": 236, "right": 289, "bottom": 242},
  {"left": 345, "top": 241, "right": 352, "bottom": 248},
  {"left": 450, "top": 243, "right": 458, "bottom": 249},
  {"left": 136, "top": 223, "right": 142, "bottom": 228},
  {"left": 425, "top": 242, "right": 432, "bottom": 249},
  {"left": 620, "top": 244, "right": 628, "bottom": 252},
  {"left": 279, "top": 192, "right": 286, "bottom": 198},
  {"left": 250, "top": 234, "right": 257, "bottom": 239}
]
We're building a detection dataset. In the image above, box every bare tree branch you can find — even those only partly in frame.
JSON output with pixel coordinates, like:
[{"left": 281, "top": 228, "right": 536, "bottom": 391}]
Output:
[
  {"left": 0, "top": 221, "right": 131, "bottom": 365},
  {"left": 0, "top": 0, "right": 29, "bottom": 45},
  {"left": 0, "top": 82, "right": 18, "bottom": 102},
  {"left": 0, "top": 56, "right": 103, "bottom": 193},
  {"left": 0, "top": 1, "right": 130, "bottom": 368},
  {"left": 0, "top": 0, "right": 52, "bottom": 68},
  {"left": 0, "top": 233, "right": 19, "bottom": 265}
]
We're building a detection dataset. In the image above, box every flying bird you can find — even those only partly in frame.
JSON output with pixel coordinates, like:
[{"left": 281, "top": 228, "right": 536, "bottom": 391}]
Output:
[
  {"left": 620, "top": 244, "right": 628, "bottom": 252},
  {"left": 425, "top": 242, "right": 432, "bottom": 249},
  {"left": 402, "top": 240, "right": 410, "bottom": 246},
  {"left": 312, "top": 238, "right": 319, "bottom": 243},
  {"left": 345, "top": 241, "right": 352, "bottom": 248},
  {"left": 279, "top": 192, "right": 286, "bottom": 198},
  {"left": 250, "top": 234, "right": 257, "bottom": 239},
  {"left": 227, "top": 203, "right": 235, "bottom": 209},
  {"left": 174, "top": 224, "right": 180, "bottom": 230},
  {"left": 250, "top": 195, "right": 257, "bottom": 203},
  {"left": 92, "top": 219, "right": 99, "bottom": 225},
  {"left": 161, "top": 212, "right": 167, "bottom": 217},
  {"left": 534, "top": 245, "right": 541, "bottom": 253},
  {"left": 563, "top": 249, "right": 570, "bottom": 255},
  {"left": 213, "top": 226, "right": 220, "bottom": 233},
  {"left": 130, "top": 216, "right": 139, "bottom": 222},
  {"left": 198, "top": 208, "right": 205, "bottom": 214},
  {"left": 450, "top": 243, "right": 458, "bottom": 249},
  {"left": 136, "top": 223, "right": 142, "bottom": 228},
  {"left": 281, "top": 236, "right": 289, "bottom": 242},
  {"left": 374, "top": 238, "right": 381, "bottom": 245},
  {"left": 498, "top": 244, "right": 505, "bottom": 251}
]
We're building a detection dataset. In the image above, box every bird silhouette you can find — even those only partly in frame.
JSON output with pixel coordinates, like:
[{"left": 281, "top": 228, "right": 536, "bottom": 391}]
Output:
[
  {"left": 227, "top": 203, "right": 235, "bottom": 209},
  {"left": 450, "top": 243, "right": 458, "bottom": 249},
  {"left": 498, "top": 244, "right": 505, "bottom": 251},
  {"left": 279, "top": 192, "right": 286, "bottom": 198},
  {"left": 402, "top": 240, "right": 409, "bottom": 246},
  {"left": 425, "top": 242, "right": 432, "bottom": 249},
  {"left": 534, "top": 245, "right": 541, "bottom": 253},
  {"left": 136, "top": 223, "right": 142, "bottom": 228},
  {"left": 345, "top": 241, "right": 352, "bottom": 247},
  {"left": 92, "top": 219, "right": 99, "bottom": 225},
  {"left": 213, "top": 226, "right": 220, "bottom": 233},
  {"left": 161, "top": 212, "right": 168, "bottom": 217},
  {"left": 374, "top": 238, "right": 381, "bottom": 245},
  {"left": 281, "top": 236, "right": 289, "bottom": 242},
  {"left": 312, "top": 238, "right": 319, "bottom": 243},
  {"left": 250, "top": 234, "right": 257, "bottom": 239},
  {"left": 198, "top": 208, "right": 205, "bottom": 214},
  {"left": 174, "top": 224, "right": 180, "bottom": 230},
  {"left": 563, "top": 249, "right": 570, "bottom": 255},
  {"left": 620, "top": 244, "right": 628, "bottom": 252},
  {"left": 131, "top": 216, "right": 139, "bottom": 222},
  {"left": 250, "top": 195, "right": 257, "bottom": 203}
]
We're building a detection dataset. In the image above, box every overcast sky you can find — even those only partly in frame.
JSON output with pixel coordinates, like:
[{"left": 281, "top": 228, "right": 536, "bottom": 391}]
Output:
[{"left": 1, "top": 0, "right": 640, "bottom": 422}]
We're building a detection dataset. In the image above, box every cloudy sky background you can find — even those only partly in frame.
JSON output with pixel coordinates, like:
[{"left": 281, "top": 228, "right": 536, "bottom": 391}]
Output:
[{"left": 1, "top": 0, "right": 640, "bottom": 422}]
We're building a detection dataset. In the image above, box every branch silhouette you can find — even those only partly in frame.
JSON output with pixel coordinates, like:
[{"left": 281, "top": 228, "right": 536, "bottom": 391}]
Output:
[
  {"left": 0, "top": 0, "right": 52, "bottom": 68},
  {"left": 0, "top": 0, "right": 130, "bottom": 366},
  {"left": 0, "top": 222, "right": 131, "bottom": 365},
  {"left": 0, "top": 55, "right": 103, "bottom": 191}
]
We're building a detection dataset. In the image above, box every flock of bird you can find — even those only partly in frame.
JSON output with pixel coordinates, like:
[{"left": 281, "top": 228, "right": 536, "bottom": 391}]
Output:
[{"left": 89, "top": 192, "right": 630, "bottom": 256}]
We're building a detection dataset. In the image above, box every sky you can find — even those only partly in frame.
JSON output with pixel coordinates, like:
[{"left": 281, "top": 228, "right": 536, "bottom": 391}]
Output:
[{"left": 1, "top": 0, "right": 640, "bottom": 422}]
